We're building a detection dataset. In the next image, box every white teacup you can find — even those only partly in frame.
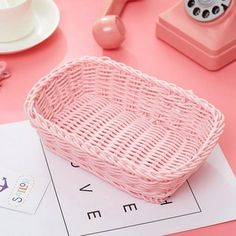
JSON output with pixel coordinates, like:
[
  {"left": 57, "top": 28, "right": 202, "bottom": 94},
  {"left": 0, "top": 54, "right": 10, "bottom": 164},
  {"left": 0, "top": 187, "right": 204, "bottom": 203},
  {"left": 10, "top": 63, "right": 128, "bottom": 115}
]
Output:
[{"left": 0, "top": 0, "right": 35, "bottom": 42}]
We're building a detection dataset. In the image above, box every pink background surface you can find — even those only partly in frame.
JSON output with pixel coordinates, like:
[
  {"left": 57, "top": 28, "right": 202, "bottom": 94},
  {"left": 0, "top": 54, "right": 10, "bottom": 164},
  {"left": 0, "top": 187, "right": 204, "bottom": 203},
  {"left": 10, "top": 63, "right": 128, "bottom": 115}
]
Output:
[{"left": 0, "top": 0, "right": 235, "bottom": 235}]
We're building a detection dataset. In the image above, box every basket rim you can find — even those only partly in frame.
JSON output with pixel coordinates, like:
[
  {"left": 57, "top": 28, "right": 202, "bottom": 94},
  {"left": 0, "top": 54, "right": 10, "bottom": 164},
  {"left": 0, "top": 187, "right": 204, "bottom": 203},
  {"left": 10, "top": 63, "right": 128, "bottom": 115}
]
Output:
[{"left": 24, "top": 56, "right": 225, "bottom": 181}]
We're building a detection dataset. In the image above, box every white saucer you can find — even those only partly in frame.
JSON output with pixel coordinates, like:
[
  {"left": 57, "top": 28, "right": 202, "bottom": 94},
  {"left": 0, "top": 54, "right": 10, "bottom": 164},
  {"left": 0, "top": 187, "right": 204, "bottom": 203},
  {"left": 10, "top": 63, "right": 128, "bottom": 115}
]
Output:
[{"left": 0, "top": 0, "right": 60, "bottom": 54}]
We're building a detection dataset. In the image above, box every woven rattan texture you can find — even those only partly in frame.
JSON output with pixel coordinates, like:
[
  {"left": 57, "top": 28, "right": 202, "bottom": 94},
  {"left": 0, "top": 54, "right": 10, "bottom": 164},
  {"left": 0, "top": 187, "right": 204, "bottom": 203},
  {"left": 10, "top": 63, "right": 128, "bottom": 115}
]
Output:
[{"left": 25, "top": 56, "right": 224, "bottom": 203}]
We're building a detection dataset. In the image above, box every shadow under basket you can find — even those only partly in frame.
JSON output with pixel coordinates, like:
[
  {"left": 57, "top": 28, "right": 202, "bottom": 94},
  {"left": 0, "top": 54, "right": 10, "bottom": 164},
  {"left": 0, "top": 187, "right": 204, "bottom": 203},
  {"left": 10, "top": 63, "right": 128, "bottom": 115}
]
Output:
[{"left": 25, "top": 56, "right": 224, "bottom": 203}]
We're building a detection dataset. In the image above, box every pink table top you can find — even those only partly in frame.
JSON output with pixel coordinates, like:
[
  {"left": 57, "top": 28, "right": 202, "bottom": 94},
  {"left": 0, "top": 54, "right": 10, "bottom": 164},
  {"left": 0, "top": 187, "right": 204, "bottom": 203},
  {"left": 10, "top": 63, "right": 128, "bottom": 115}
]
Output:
[{"left": 0, "top": 0, "right": 235, "bottom": 235}]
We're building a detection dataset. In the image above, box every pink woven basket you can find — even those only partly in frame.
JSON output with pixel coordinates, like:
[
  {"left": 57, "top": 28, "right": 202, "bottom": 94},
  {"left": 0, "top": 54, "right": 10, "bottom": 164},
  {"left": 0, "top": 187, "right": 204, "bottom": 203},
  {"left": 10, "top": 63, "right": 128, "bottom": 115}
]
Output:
[{"left": 25, "top": 56, "right": 224, "bottom": 203}]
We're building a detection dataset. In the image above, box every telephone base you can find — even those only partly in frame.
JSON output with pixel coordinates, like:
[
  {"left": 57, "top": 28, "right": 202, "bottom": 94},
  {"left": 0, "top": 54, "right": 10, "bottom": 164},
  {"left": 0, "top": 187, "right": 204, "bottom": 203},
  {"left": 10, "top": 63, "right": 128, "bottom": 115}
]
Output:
[{"left": 156, "top": 1, "right": 236, "bottom": 71}]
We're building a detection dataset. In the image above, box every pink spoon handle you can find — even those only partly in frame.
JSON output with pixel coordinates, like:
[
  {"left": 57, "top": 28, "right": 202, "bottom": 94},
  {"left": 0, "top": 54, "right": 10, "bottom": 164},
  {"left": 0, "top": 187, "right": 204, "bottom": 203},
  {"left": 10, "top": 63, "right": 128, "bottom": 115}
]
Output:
[
  {"left": 0, "top": 61, "right": 7, "bottom": 74},
  {"left": 0, "top": 61, "right": 11, "bottom": 82}
]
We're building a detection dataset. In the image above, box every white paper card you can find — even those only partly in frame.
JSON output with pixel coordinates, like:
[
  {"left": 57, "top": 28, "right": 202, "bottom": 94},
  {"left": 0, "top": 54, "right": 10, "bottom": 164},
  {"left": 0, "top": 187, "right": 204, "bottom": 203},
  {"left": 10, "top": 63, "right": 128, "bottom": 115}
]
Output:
[
  {"left": 45, "top": 144, "right": 236, "bottom": 236},
  {"left": 0, "top": 167, "right": 50, "bottom": 214},
  {"left": 0, "top": 121, "right": 236, "bottom": 236}
]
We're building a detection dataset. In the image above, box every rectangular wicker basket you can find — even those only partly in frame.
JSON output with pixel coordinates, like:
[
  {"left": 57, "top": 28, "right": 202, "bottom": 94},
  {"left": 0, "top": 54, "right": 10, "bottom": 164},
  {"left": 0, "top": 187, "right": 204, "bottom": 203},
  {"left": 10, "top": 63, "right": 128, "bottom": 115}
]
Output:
[{"left": 25, "top": 56, "right": 224, "bottom": 203}]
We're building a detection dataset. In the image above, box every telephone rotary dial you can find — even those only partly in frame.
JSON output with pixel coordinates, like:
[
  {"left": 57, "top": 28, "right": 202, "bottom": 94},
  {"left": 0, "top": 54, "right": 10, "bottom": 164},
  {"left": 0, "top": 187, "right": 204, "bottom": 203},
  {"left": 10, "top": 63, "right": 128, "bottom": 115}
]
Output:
[{"left": 185, "top": 0, "right": 231, "bottom": 22}]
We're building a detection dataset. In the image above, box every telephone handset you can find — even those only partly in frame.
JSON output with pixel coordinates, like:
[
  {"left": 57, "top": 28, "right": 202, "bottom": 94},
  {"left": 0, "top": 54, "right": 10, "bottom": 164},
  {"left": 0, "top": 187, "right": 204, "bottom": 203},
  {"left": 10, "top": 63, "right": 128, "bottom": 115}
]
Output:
[
  {"left": 92, "top": 0, "right": 140, "bottom": 49},
  {"left": 156, "top": 0, "right": 236, "bottom": 70}
]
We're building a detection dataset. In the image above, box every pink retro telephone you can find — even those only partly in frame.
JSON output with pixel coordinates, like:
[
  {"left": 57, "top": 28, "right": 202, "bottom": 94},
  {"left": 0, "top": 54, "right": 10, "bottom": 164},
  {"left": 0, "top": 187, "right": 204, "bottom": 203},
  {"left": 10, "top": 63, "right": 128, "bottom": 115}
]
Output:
[{"left": 156, "top": 0, "right": 236, "bottom": 70}]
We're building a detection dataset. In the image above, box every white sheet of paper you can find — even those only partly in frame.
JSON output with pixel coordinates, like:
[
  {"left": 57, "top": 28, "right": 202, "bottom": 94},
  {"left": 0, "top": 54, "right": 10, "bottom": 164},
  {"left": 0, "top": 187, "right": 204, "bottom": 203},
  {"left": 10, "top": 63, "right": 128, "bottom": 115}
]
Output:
[{"left": 0, "top": 121, "right": 236, "bottom": 236}]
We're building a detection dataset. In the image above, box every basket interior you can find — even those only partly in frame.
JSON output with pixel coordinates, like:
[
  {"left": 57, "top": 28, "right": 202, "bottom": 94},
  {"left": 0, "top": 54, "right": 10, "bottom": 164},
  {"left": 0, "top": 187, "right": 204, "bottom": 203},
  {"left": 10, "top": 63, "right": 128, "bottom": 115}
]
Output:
[{"left": 34, "top": 60, "right": 215, "bottom": 174}]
